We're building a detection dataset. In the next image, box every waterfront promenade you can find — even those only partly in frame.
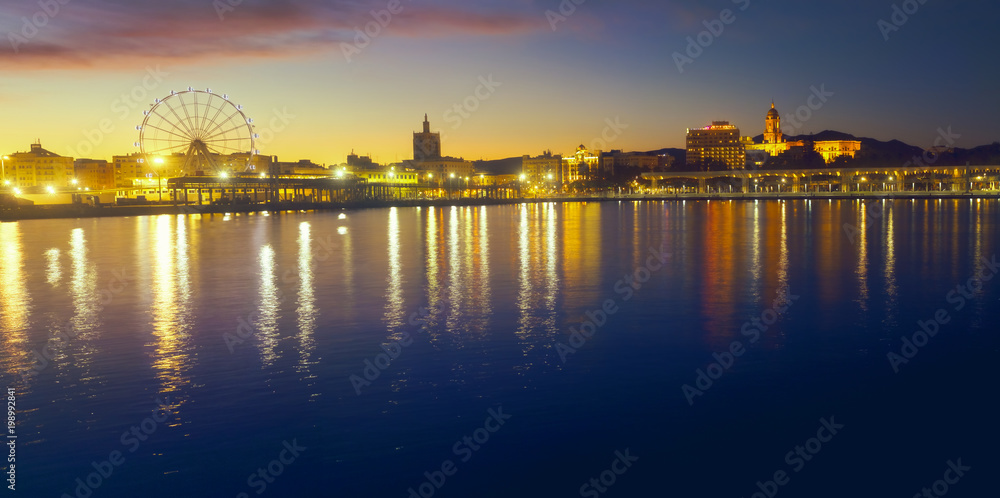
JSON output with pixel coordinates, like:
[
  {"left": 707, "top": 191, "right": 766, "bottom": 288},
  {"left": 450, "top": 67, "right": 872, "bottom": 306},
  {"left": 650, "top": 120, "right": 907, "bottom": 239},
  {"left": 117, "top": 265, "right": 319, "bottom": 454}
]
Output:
[{"left": 2, "top": 190, "right": 997, "bottom": 222}]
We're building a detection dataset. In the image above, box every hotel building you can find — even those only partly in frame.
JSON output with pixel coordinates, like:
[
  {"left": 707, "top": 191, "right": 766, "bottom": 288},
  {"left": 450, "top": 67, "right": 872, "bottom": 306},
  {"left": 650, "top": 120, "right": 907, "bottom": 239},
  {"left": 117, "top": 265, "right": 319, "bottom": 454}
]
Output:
[{"left": 685, "top": 121, "right": 746, "bottom": 169}]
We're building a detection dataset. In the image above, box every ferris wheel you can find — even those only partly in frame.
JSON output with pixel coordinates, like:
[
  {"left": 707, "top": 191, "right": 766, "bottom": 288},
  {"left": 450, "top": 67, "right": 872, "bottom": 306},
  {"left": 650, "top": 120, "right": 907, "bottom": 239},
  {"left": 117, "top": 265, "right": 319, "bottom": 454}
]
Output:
[{"left": 136, "top": 88, "right": 259, "bottom": 175}]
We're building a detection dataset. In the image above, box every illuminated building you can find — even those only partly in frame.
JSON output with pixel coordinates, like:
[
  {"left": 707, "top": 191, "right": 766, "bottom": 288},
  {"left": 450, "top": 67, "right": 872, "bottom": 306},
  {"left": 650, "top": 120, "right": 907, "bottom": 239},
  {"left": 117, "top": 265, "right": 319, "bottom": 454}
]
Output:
[
  {"left": 522, "top": 151, "right": 562, "bottom": 184},
  {"left": 414, "top": 158, "right": 474, "bottom": 180},
  {"left": 413, "top": 114, "right": 442, "bottom": 161},
  {"left": 112, "top": 153, "right": 147, "bottom": 186},
  {"left": 746, "top": 102, "right": 861, "bottom": 163},
  {"left": 6, "top": 142, "right": 75, "bottom": 188},
  {"left": 813, "top": 140, "right": 862, "bottom": 162},
  {"left": 764, "top": 102, "right": 781, "bottom": 144},
  {"left": 219, "top": 153, "right": 272, "bottom": 175},
  {"left": 73, "top": 159, "right": 115, "bottom": 190},
  {"left": 353, "top": 166, "right": 420, "bottom": 184},
  {"left": 561, "top": 145, "right": 602, "bottom": 182},
  {"left": 407, "top": 115, "right": 474, "bottom": 180},
  {"left": 685, "top": 121, "right": 746, "bottom": 169},
  {"left": 342, "top": 149, "right": 424, "bottom": 185}
]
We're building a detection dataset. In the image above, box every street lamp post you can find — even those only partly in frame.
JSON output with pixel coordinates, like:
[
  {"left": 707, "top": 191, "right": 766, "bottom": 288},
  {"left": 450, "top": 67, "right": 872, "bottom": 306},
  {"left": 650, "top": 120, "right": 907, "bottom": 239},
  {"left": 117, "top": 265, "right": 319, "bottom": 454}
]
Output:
[
  {"left": 2, "top": 155, "right": 9, "bottom": 186},
  {"left": 153, "top": 157, "right": 165, "bottom": 202}
]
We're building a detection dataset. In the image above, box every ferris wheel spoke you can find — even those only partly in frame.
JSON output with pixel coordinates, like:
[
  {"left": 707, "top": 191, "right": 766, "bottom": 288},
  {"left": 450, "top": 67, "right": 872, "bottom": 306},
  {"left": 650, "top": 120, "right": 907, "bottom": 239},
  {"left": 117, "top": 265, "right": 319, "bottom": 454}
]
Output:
[
  {"left": 190, "top": 91, "right": 199, "bottom": 137},
  {"left": 201, "top": 109, "right": 243, "bottom": 139},
  {"left": 192, "top": 92, "right": 203, "bottom": 137},
  {"left": 148, "top": 108, "right": 193, "bottom": 138},
  {"left": 205, "top": 101, "right": 227, "bottom": 134},
  {"left": 204, "top": 124, "right": 249, "bottom": 142},
  {"left": 197, "top": 95, "right": 211, "bottom": 132},
  {"left": 203, "top": 136, "right": 250, "bottom": 143},
  {"left": 177, "top": 96, "right": 199, "bottom": 139},
  {"left": 142, "top": 123, "right": 195, "bottom": 142},
  {"left": 144, "top": 144, "right": 190, "bottom": 156},
  {"left": 143, "top": 141, "right": 191, "bottom": 149},
  {"left": 198, "top": 100, "right": 223, "bottom": 139},
  {"left": 200, "top": 95, "right": 222, "bottom": 133},
  {"left": 204, "top": 143, "right": 246, "bottom": 153},
  {"left": 142, "top": 123, "right": 194, "bottom": 142},
  {"left": 143, "top": 134, "right": 195, "bottom": 143},
  {"left": 206, "top": 101, "right": 225, "bottom": 128},
  {"left": 160, "top": 98, "right": 196, "bottom": 137}
]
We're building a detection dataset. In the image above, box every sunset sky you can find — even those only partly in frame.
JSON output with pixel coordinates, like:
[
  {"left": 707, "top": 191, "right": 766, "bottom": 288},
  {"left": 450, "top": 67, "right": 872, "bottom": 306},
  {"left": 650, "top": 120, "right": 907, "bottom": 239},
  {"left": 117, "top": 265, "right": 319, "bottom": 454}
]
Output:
[{"left": 1, "top": 0, "right": 997, "bottom": 165}]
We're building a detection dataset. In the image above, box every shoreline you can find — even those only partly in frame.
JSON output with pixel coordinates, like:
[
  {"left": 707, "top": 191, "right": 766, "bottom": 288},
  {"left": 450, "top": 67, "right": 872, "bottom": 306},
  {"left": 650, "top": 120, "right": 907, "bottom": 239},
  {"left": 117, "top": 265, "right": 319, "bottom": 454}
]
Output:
[{"left": 2, "top": 191, "right": 998, "bottom": 221}]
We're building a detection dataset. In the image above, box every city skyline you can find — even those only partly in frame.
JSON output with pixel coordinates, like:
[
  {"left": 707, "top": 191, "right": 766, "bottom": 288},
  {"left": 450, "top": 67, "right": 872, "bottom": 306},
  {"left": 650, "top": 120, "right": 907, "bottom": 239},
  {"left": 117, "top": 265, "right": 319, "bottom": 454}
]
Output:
[{"left": 1, "top": 0, "right": 997, "bottom": 165}]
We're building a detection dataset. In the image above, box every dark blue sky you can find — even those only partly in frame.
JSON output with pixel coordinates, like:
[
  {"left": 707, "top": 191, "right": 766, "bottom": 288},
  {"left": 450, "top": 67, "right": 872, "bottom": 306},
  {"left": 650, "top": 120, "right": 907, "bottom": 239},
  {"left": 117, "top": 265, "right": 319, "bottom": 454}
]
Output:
[{"left": 0, "top": 0, "right": 996, "bottom": 161}]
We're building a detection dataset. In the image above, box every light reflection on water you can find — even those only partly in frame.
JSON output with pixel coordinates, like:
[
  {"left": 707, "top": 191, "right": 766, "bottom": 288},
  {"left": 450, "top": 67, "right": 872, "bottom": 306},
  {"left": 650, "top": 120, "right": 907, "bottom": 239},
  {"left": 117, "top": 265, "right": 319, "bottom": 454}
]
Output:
[
  {"left": 856, "top": 200, "right": 870, "bottom": 310},
  {"left": 45, "top": 248, "right": 61, "bottom": 286},
  {"left": 296, "top": 222, "right": 318, "bottom": 377},
  {"left": 0, "top": 223, "right": 29, "bottom": 374},
  {"left": 515, "top": 204, "right": 533, "bottom": 368},
  {"left": 385, "top": 208, "right": 404, "bottom": 331},
  {"left": 446, "top": 206, "right": 462, "bottom": 335},
  {"left": 4, "top": 201, "right": 997, "bottom": 382},
  {"left": 5, "top": 200, "right": 1000, "bottom": 497},
  {"left": 69, "top": 228, "right": 99, "bottom": 339},
  {"left": 148, "top": 215, "right": 195, "bottom": 412},
  {"left": 256, "top": 244, "right": 279, "bottom": 366}
]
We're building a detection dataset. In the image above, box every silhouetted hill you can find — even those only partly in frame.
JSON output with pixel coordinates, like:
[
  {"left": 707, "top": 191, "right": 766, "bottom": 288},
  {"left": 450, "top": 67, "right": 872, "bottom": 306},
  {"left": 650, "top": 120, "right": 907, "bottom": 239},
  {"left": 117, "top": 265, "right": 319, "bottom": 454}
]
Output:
[
  {"left": 930, "top": 142, "right": 1000, "bottom": 166},
  {"left": 642, "top": 148, "right": 686, "bottom": 166}
]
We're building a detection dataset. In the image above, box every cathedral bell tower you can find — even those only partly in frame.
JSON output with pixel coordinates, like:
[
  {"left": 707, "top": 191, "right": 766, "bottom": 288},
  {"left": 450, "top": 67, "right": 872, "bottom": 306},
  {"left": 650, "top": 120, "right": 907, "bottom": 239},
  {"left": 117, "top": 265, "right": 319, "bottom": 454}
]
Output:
[{"left": 764, "top": 102, "right": 782, "bottom": 144}]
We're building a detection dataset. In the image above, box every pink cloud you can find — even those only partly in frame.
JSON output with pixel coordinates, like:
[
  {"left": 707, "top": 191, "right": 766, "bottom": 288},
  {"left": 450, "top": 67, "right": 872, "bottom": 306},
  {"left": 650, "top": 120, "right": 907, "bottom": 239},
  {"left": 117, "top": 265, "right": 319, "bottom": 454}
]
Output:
[{"left": 0, "top": 0, "right": 547, "bottom": 71}]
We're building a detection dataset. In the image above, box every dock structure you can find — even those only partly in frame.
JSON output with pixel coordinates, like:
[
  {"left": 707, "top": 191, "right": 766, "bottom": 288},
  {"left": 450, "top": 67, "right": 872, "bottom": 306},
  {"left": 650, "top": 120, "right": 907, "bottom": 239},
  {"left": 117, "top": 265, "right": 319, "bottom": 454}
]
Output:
[
  {"left": 165, "top": 176, "right": 522, "bottom": 205},
  {"left": 642, "top": 165, "right": 1000, "bottom": 193}
]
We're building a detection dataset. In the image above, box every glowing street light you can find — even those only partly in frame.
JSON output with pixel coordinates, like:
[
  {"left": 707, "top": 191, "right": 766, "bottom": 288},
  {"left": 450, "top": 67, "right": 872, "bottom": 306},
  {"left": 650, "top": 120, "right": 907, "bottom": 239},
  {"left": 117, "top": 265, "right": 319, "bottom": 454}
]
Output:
[
  {"left": 46, "top": 186, "right": 55, "bottom": 194},
  {"left": 152, "top": 156, "right": 166, "bottom": 202}
]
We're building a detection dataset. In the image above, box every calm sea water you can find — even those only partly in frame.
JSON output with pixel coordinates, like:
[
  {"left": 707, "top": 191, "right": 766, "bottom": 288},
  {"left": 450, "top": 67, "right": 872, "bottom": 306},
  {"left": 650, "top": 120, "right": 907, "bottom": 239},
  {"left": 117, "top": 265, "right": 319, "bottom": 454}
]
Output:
[{"left": 2, "top": 200, "right": 998, "bottom": 497}]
